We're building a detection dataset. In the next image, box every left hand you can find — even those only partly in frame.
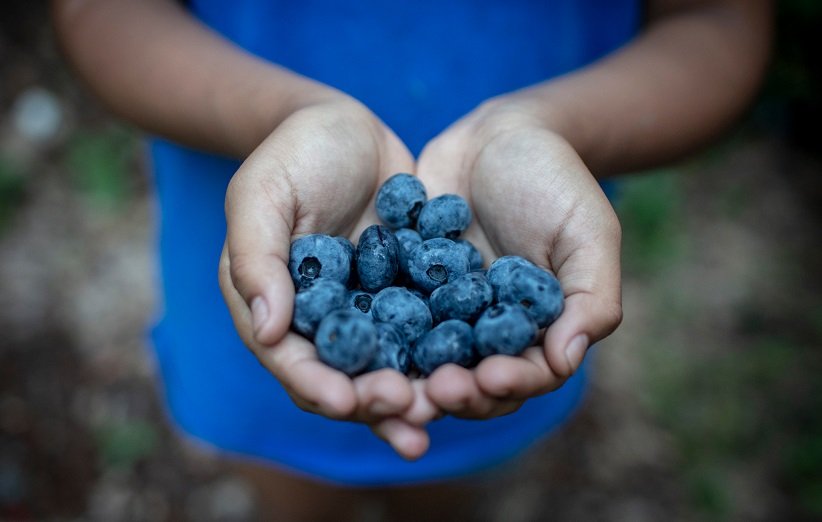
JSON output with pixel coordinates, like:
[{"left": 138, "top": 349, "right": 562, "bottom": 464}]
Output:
[{"left": 414, "top": 97, "right": 623, "bottom": 419}]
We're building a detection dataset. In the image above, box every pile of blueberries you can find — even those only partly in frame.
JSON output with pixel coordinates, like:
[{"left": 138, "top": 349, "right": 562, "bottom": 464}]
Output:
[{"left": 289, "top": 174, "right": 564, "bottom": 377}]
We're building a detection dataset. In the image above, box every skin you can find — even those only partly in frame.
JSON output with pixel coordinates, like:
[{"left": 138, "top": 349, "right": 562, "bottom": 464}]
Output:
[
  {"left": 415, "top": 0, "right": 773, "bottom": 423},
  {"left": 52, "top": 0, "right": 772, "bottom": 517}
]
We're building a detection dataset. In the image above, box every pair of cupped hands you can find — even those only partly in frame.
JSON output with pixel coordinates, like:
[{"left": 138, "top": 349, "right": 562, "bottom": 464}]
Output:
[{"left": 218, "top": 91, "right": 622, "bottom": 460}]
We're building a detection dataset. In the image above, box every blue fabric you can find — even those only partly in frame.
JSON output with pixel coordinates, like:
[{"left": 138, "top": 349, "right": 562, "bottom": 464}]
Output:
[{"left": 148, "top": 0, "right": 639, "bottom": 485}]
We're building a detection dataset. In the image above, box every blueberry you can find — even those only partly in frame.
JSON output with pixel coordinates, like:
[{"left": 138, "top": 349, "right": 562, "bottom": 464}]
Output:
[
  {"left": 497, "top": 264, "right": 564, "bottom": 328},
  {"left": 455, "top": 239, "right": 484, "bottom": 271},
  {"left": 356, "top": 225, "right": 400, "bottom": 293},
  {"left": 412, "top": 320, "right": 476, "bottom": 376},
  {"left": 429, "top": 272, "right": 494, "bottom": 324},
  {"left": 416, "top": 194, "right": 472, "bottom": 240},
  {"left": 335, "top": 236, "right": 358, "bottom": 288},
  {"left": 367, "top": 323, "right": 411, "bottom": 373},
  {"left": 375, "top": 173, "right": 427, "bottom": 229},
  {"left": 289, "top": 234, "right": 352, "bottom": 290},
  {"left": 348, "top": 290, "right": 375, "bottom": 318},
  {"left": 394, "top": 228, "right": 423, "bottom": 276},
  {"left": 407, "top": 238, "right": 470, "bottom": 293},
  {"left": 486, "top": 255, "right": 536, "bottom": 298},
  {"left": 474, "top": 303, "right": 538, "bottom": 357},
  {"left": 315, "top": 310, "right": 378, "bottom": 376},
  {"left": 291, "top": 279, "right": 348, "bottom": 339},
  {"left": 407, "top": 287, "right": 430, "bottom": 307},
  {"left": 371, "top": 286, "right": 433, "bottom": 344}
]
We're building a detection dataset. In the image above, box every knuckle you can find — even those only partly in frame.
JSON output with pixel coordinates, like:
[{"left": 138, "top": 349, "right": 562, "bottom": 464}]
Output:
[
  {"left": 217, "top": 257, "right": 231, "bottom": 292},
  {"left": 326, "top": 400, "right": 357, "bottom": 421},
  {"left": 600, "top": 299, "right": 624, "bottom": 333},
  {"left": 418, "top": 134, "right": 451, "bottom": 160},
  {"left": 608, "top": 213, "right": 623, "bottom": 243},
  {"left": 227, "top": 252, "right": 261, "bottom": 293},
  {"left": 224, "top": 173, "right": 247, "bottom": 212}
]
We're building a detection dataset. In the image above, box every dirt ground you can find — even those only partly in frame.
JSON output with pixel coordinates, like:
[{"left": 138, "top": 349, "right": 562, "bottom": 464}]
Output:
[{"left": 1, "top": 4, "right": 821, "bottom": 521}]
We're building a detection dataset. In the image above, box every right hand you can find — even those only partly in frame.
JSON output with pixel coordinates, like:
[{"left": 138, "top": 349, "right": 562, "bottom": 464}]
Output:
[
  {"left": 414, "top": 98, "right": 623, "bottom": 420},
  {"left": 218, "top": 96, "right": 439, "bottom": 459}
]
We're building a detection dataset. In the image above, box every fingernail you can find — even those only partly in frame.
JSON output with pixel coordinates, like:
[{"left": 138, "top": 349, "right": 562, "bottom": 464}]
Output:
[
  {"left": 564, "top": 334, "right": 589, "bottom": 374},
  {"left": 251, "top": 297, "right": 269, "bottom": 338}
]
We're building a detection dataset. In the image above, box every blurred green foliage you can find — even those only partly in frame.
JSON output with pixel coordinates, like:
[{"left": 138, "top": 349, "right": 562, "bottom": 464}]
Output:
[
  {"left": 95, "top": 420, "right": 159, "bottom": 470},
  {"left": 758, "top": 0, "right": 822, "bottom": 154},
  {"left": 619, "top": 154, "right": 822, "bottom": 518},
  {"left": 0, "top": 154, "right": 26, "bottom": 232},
  {"left": 638, "top": 321, "right": 822, "bottom": 519},
  {"left": 615, "top": 170, "right": 687, "bottom": 275},
  {"left": 65, "top": 127, "right": 137, "bottom": 209},
  {"left": 687, "top": 467, "right": 730, "bottom": 519},
  {"left": 766, "top": 0, "right": 822, "bottom": 101},
  {"left": 787, "top": 428, "right": 822, "bottom": 515}
]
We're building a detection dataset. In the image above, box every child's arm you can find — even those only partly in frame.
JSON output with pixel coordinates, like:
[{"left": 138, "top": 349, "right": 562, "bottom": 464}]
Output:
[
  {"left": 53, "top": 0, "right": 436, "bottom": 458},
  {"left": 497, "top": 0, "right": 774, "bottom": 177},
  {"left": 416, "top": 0, "right": 772, "bottom": 418},
  {"left": 51, "top": 0, "right": 334, "bottom": 156}
]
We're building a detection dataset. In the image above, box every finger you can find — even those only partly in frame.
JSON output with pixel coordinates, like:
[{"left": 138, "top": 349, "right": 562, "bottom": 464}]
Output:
[
  {"left": 259, "top": 332, "right": 360, "bottom": 419},
  {"left": 416, "top": 133, "right": 468, "bottom": 196},
  {"left": 474, "top": 347, "right": 566, "bottom": 400},
  {"left": 425, "top": 365, "right": 523, "bottom": 419},
  {"left": 224, "top": 157, "right": 297, "bottom": 346},
  {"left": 371, "top": 418, "right": 430, "bottom": 461},
  {"left": 220, "top": 255, "right": 358, "bottom": 419},
  {"left": 541, "top": 292, "right": 620, "bottom": 378},
  {"left": 543, "top": 210, "right": 622, "bottom": 377},
  {"left": 400, "top": 379, "right": 444, "bottom": 426},
  {"left": 352, "top": 369, "right": 414, "bottom": 422}
]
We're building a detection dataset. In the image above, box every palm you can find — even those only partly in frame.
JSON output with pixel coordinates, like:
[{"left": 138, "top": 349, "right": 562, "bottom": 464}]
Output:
[
  {"left": 243, "top": 102, "right": 414, "bottom": 242},
  {"left": 415, "top": 124, "right": 621, "bottom": 418}
]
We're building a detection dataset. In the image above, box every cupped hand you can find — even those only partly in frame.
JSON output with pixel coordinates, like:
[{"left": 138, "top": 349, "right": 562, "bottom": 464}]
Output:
[
  {"left": 415, "top": 99, "right": 623, "bottom": 419},
  {"left": 218, "top": 97, "right": 438, "bottom": 459}
]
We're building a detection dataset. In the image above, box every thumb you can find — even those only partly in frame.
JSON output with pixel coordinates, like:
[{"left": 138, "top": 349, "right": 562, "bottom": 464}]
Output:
[
  {"left": 223, "top": 170, "right": 296, "bottom": 346},
  {"left": 543, "top": 213, "right": 623, "bottom": 378}
]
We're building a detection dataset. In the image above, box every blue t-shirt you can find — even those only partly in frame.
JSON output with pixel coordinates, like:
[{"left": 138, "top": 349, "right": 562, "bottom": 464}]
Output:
[{"left": 149, "top": 0, "right": 639, "bottom": 485}]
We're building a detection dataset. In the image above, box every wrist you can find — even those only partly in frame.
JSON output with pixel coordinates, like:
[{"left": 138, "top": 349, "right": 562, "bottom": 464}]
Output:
[
  {"left": 459, "top": 93, "right": 570, "bottom": 157},
  {"left": 477, "top": 89, "right": 575, "bottom": 137},
  {"left": 466, "top": 88, "right": 604, "bottom": 175},
  {"left": 229, "top": 69, "right": 347, "bottom": 157}
]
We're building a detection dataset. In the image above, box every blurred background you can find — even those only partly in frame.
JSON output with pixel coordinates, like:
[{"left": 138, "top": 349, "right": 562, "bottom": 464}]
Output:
[{"left": 1, "top": 1, "right": 820, "bottom": 521}]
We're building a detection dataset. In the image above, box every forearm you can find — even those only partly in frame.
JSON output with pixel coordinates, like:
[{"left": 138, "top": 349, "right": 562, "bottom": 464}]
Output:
[
  {"left": 501, "top": 0, "right": 772, "bottom": 177},
  {"left": 51, "top": 0, "right": 338, "bottom": 158}
]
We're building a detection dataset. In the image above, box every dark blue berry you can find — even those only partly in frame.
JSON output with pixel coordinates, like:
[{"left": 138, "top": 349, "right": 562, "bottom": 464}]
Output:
[
  {"left": 486, "top": 255, "right": 536, "bottom": 298},
  {"left": 356, "top": 225, "right": 400, "bottom": 293},
  {"left": 289, "top": 234, "right": 352, "bottom": 290},
  {"left": 371, "top": 286, "right": 433, "bottom": 344},
  {"left": 375, "top": 173, "right": 427, "bottom": 229},
  {"left": 315, "top": 310, "right": 378, "bottom": 376},
  {"left": 367, "top": 323, "right": 411, "bottom": 373},
  {"left": 335, "top": 236, "right": 358, "bottom": 288},
  {"left": 429, "top": 272, "right": 494, "bottom": 324},
  {"left": 455, "top": 239, "right": 484, "bottom": 271},
  {"left": 497, "top": 264, "right": 564, "bottom": 328},
  {"left": 394, "top": 228, "right": 423, "bottom": 276},
  {"left": 474, "top": 303, "right": 537, "bottom": 357},
  {"left": 348, "top": 290, "right": 375, "bottom": 319},
  {"left": 412, "top": 320, "right": 476, "bottom": 376},
  {"left": 407, "top": 287, "right": 430, "bottom": 307},
  {"left": 416, "top": 194, "right": 472, "bottom": 240},
  {"left": 291, "top": 279, "right": 348, "bottom": 339},
  {"left": 407, "top": 238, "right": 470, "bottom": 293}
]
